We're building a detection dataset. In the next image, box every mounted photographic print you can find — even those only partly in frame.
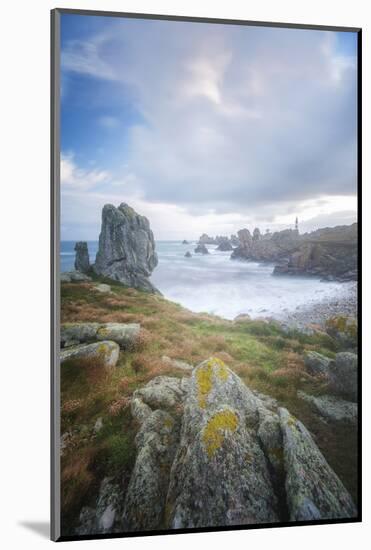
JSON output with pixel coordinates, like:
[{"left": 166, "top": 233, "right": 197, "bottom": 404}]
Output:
[{"left": 51, "top": 8, "right": 361, "bottom": 542}]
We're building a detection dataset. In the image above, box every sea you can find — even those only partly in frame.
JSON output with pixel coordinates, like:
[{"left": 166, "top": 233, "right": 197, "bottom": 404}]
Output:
[{"left": 60, "top": 240, "right": 353, "bottom": 321}]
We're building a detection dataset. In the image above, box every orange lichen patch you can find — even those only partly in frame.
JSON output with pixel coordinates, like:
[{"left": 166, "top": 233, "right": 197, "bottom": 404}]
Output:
[{"left": 202, "top": 409, "right": 239, "bottom": 457}]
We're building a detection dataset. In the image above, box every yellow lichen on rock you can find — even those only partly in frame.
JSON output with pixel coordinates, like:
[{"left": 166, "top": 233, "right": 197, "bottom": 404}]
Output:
[
  {"left": 196, "top": 358, "right": 230, "bottom": 408},
  {"left": 97, "top": 343, "right": 108, "bottom": 355},
  {"left": 202, "top": 409, "right": 238, "bottom": 457}
]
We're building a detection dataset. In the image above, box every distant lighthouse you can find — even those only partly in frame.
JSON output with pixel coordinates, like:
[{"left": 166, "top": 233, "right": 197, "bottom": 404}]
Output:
[{"left": 295, "top": 216, "right": 299, "bottom": 234}]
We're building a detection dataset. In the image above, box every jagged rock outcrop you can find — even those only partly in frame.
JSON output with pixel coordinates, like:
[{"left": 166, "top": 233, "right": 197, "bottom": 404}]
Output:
[
  {"left": 166, "top": 359, "right": 279, "bottom": 528},
  {"left": 184, "top": 251, "right": 192, "bottom": 258},
  {"left": 328, "top": 352, "right": 358, "bottom": 401},
  {"left": 198, "top": 233, "right": 215, "bottom": 245},
  {"left": 304, "top": 351, "right": 332, "bottom": 377},
  {"left": 194, "top": 243, "right": 209, "bottom": 254},
  {"left": 113, "top": 358, "right": 356, "bottom": 533},
  {"left": 216, "top": 239, "right": 233, "bottom": 251},
  {"left": 60, "top": 341, "right": 120, "bottom": 369},
  {"left": 77, "top": 478, "right": 124, "bottom": 535},
  {"left": 94, "top": 203, "right": 158, "bottom": 293},
  {"left": 182, "top": 240, "right": 189, "bottom": 244},
  {"left": 297, "top": 391, "right": 357, "bottom": 425},
  {"left": 74, "top": 242, "right": 90, "bottom": 274},
  {"left": 273, "top": 224, "right": 357, "bottom": 281},
  {"left": 122, "top": 376, "right": 188, "bottom": 530},
  {"left": 60, "top": 271, "right": 92, "bottom": 283},
  {"left": 231, "top": 228, "right": 300, "bottom": 262},
  {"left": 229, "top": 223, "right": 357, "bottom": 281},
  {"left": 230, "top": 234, "right": 239, "bottom": 246},
  {"left": 61, "top": 322, "right": 141, "bottom": 350},
  {"left": 253, "top": 227, "right": 261, "bottom": 241},
  {"left": 279, "top": 408, "right": 356, "bottom": 520}
]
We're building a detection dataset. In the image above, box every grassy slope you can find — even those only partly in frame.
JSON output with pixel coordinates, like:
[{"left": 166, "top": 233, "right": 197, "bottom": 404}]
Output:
[{"left": 60, "top": 279, "right": 358, "bottom": 532}]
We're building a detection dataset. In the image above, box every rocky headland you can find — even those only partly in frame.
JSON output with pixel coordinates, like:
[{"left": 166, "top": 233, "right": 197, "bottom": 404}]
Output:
[{"left": 194, "top": 223, "right": 357, "bottom": 282}]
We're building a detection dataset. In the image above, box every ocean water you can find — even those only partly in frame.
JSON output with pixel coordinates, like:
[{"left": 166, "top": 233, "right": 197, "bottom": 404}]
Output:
[{"left": 61, "top": 240, "right": 351, "bottom": 320}]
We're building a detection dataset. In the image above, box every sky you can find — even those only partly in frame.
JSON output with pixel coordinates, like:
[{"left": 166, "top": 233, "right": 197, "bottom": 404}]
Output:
[{"left": 60, "top": 14, "right": 358, "bottom": 241}]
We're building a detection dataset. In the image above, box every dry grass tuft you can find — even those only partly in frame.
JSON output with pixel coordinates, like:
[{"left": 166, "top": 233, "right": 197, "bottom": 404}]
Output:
[
  {"left": 62, "top": 399, "right": 83, "bottom": 414},
  {"left": 108, "top": 397, "right": 130, "bottom": 416}
]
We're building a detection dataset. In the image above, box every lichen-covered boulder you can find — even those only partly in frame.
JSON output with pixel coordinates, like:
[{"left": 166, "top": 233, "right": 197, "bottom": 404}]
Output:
[
  {"left": 122, "top": 409, "right": 179, "bottom": 531},
  {"left": 60, "top": 271, "right": 92, "bottom": 283},
  {"left": 328, "top": 352, "right": 358, "bottom": 401},
  {"left": 161, "top": 356, "right": 193, "bottom": 371},
  {"left": 61, "top": 322, "right": 100, "bottom": 348},
  {"left": 60, "top": 341, "right": 120, "bottom": 369},
  {"left": 133, "top": 376, "right": 187, "bottom": 410},
  {"left": 165, "top": 358, "right": 279, "bottom": 528},
  {"left": 96, "top": 323, "right": 141, "bottom": 350},
  {"left": 94, "top": 283, "right": 111, "bottom": 294},
  {"left": 61, "top": 322, "right": 141, "bottom": 350},
  {"left": 279, "top": 408, "right": 356, "bottom": 521},
  {"left": 94, "top": 203, "right": 158, "bottom": 293},
  {"left": 74, "top": 241, "right": 90, "bottom": 274},
  {"left": 297, "top": 391, "right": 357, "bottom": 425},
  {"left": 304, "top": 351, "right": 332, "bottom": 377}
]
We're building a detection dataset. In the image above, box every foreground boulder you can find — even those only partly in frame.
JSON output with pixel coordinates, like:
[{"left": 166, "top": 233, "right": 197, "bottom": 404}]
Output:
[
  {"left": 304, "top": 351, "right": 332, "bottom": 377},
  {"left": 61, "top": 322, "right": 140, "bottom": 350},
  {"left": 61, "top": 322, "right": 100, "bottom": 348},
  {"left": 96, "top": 323, "right": 141, "bottom": 350},
  {"left": 79, "top": 358, "right": 356, "bottom": 534},
  {"left": 94, "top": 203, "right": 158, "bottom": 293},
  {"left": 297, "top": 391, "right": 357, "bottom": 425},
  {"left": 60, "top": 341, "right": 120, "bottom": 369},
  {"left": 280, "top": 408, "right": 356, "bottom": 520},
  {"left": 122, "top": 409, "right": 179, "bottom": 531},
  {"left": 166, "top": 359, "right": 279, "bottom": 528},
  {"left": 60, "top": 271, "right": 92, "bottom": 283},
  {"left": 328, "top": 352, "right": 358, "bottom": 401},
  {"left": 77, "top": 477, "right": 124, "bottom": 535},
  {"left": 325, "top": 316, "right": 357, "bottom": 349},
  {"left": 74, "top": 241, "right": 90, "bottom": 273}
]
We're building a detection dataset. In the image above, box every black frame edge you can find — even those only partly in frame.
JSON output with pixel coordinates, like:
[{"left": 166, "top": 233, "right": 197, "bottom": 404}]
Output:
[{"left": 51, "top": 7, "right": 61, "bottom": 543}]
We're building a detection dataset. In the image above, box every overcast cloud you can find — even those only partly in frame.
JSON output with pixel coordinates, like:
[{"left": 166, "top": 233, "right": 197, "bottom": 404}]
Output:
[{"left": 60, "top": 16, "right": 357, "bottom": 240}]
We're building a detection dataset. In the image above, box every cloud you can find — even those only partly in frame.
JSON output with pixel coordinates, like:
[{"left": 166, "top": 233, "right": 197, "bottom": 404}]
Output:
[
  {"left": 61, "top": 153, "right": 111, "bottom": 190},
  {"left": 61, "top": 17, "right": 357, "bottom": 237}
]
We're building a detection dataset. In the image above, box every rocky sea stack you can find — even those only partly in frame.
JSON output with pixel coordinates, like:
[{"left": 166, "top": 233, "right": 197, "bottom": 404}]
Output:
[
  {"left": 93, "top": 203, "right": 159, "bottom": 293},
  {"left": 74, "top": 241, "right": 90, "bottom": 274}
]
